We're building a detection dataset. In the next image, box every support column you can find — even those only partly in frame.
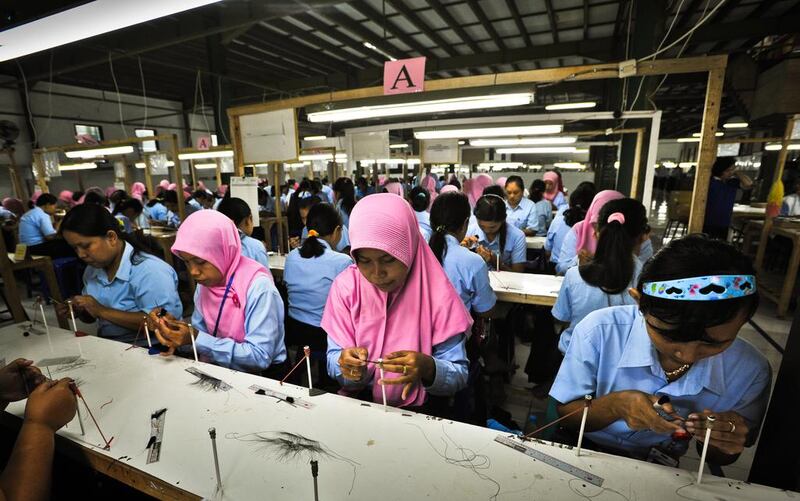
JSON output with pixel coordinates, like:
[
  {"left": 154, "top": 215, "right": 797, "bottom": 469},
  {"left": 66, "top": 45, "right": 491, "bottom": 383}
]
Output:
[{"left": 207, "top": 34, "right": 231, "bottom": 145}]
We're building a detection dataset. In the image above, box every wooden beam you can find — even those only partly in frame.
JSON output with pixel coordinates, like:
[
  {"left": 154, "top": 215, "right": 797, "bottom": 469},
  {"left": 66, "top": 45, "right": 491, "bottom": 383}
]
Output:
[
  {"left": 170, "top": 135, "right": 186, "bottom": 222},
  {"left": 4, "top": 148, "right": 27, "bottom": 199},
  {"left": 687, "top": 67, "right": 725, "bottom": 233}
]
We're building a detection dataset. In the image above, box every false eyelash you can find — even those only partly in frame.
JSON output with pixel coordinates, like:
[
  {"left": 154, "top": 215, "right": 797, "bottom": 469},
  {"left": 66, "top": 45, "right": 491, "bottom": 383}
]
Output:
[{"left": 185, "top": 367, "right": 231, "bottom": 392}]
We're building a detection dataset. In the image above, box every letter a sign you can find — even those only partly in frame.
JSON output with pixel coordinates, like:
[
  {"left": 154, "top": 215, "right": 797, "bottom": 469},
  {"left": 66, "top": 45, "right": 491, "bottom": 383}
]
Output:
[{"left": 383, "top": 57, "right": 426, "bottom": 95}]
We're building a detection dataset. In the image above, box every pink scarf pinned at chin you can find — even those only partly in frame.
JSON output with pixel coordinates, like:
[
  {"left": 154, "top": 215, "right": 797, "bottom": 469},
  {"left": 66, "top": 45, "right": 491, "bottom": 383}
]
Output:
[
  {"left": 171, "top": 211, "right": 272, "bottom": 343},
  {"left": 321, "top": 193, "right": 472, "bottom": 408},
  {"left": 574, "top": 189, "right": 624, "bottom": 255},
  {"left": 542, "top": 171, "right": 563, "bottom": 202}
]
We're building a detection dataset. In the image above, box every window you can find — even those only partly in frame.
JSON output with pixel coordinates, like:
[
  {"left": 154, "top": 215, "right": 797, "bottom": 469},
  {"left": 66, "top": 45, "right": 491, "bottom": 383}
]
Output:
[
  {"left": 74, "top": 124, "right": 103, "bottom": 143},
  {"left": 135, "top": 128, "right": 158, "bottom": 153}
]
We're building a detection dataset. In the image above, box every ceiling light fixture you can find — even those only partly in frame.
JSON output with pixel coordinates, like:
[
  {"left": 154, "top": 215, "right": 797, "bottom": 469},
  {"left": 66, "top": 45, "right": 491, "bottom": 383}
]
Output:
[
  {"left": 135, "top": 161, "right": 175, "bottom": 169},
  {"left": 363, "top": 41, "right": 397, "bottom": 62},
  {"left": 304, "top": 135, "right": 327, "bottom": 141},
  {"left": 544, "top": 101, "right": 597, "bottom": 111},
  {"left": 765, "top": 143, "right": 800, "bottom": 151},
  {"left": 676, "top": 137, "right": 701, "bottom": 143},
  {"left": 178, "top": 150, "right": 234, "bottom": 160},
  {"left": 309, "top": 93, "right": 534, "bottom": 123},
  {"left": 553, "top": 162, "right": 585, "bottom": 169},
  {"left": 692, "top": 132, "right": 724, "bottom": 137},
  {"left": 723, "top": 121, "right": 748, "bottom": 129},
  {"left": 298, "top": 153, "right": 348, "bottom": 161},
  {"left": 469, "top": 136, "right": 577, "bottom": 147},
  {"left": 496, "top": 147, "right": 577, "bottom": 154},
  {"left": 415, "top": 124, "right": 562, "bottom": 140},
  {"left": 65, "top": 145, "right": 135, "bottom": 159},
  {"left": 194, "top": 163, "right": 218, "bottom": 170},
  {"left": 58, "top": 162, "right": 98, "bottom": 171},
  {"left": 389, "top": 143, "right": 409, "bottom": 149}
]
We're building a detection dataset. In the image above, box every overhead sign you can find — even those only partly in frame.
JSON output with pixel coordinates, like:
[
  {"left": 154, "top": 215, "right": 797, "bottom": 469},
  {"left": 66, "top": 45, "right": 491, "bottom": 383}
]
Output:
[
  {"left": 196, "top": 135, "right": 212, "bottom": 150},
  {"left": 383, "top": 57, "right": 426, "bottom": 96}
]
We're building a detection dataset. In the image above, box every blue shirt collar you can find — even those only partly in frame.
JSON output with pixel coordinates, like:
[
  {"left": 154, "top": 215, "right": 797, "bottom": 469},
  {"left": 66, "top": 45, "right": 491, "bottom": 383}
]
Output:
[{"left": 618, "top": 310, "right": 727, "bottom": 396}]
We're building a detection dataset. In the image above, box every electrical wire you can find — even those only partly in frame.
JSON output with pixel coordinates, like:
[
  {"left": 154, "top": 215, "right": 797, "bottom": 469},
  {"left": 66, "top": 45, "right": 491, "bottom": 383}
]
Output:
[
  {"left": 196, "top": 70, "right": 212, "bottom": 137},
  {"left": 138, "top": 56, "right": 148, "bottom": 130},
  {"left": 218, "top": 75, "right": 230, "bottom": 145},
  {"left": 15, "top": 61, "right": 38, "bottom": 146},
  {"left": 108, "top": 53, "right": 128, "bottom": 137},
  {"left": 638, "top": 0, "right": 728, "bottom": 61}
]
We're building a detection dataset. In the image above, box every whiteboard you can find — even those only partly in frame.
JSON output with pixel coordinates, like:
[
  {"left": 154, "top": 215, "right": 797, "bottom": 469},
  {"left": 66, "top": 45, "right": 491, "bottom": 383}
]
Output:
[
  {"left": 229, "top": 176, "right": 260, "bottom": 227},
  {"left": 422, "top": 139, "right": 460, "bottom": 164},
  {"left": 0, "top": 324, "right": 792, "bottom": 501},
  {"left": 351, "top": 131, "right": 389, "bottom": 161},
  {"left": 240, "top": 108, "right": 299, "bottom": 163}
]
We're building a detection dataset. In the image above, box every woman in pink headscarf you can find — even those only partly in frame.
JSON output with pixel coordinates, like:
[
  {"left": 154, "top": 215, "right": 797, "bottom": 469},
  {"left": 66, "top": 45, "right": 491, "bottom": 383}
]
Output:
[
  {"left": 554, "top": 190, "right": 623, "bottom": 275},
  {"left": 57, "top": 190, "right": 74, "bottom": 209},
  {"left": 150, "top": 210, "right": 286, "bottom": 374},
  {"left": 439, "top": 184, "right": 459, "bottom": 194},
  {"left": 419, "top": 174, "right": 438, "bottom": 211},
  {"left": 543, "top": 171, "right": 567, "bottom": 209},
  {"left": 130, "top": 182, "right": 146, "bottom": 201},
  {"left": 495, "top": 176, "right": 507, "bottom": 188},
  {"left": 321, "top": 193, "right": 472, "bottom": 409},
  {"left": 383, "top": 181, "right": 404, "bottom": 198},
  {"left": 464, "top": 173, "right": 494, "bottom": 208}
]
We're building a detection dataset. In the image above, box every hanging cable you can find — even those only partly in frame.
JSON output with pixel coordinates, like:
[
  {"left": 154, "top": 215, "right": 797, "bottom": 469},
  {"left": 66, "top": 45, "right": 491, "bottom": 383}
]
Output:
[
  {"left": 218, "top": 75, "right": 230, "bottom": 145},
  {"left": 638, "top": 0, "right": 728, "bottom": 61},
  {"left": 138, "top": 56, "right": 148, "bottom": 129},
  {"left": 15, "top": 61, "right": 38, "bottom": 147},
  {"left": 196, "top": 70, "right": 212, "bottom": 138},
  {"left": 108, "top": 53, "right": 128, "bottom": 137}
]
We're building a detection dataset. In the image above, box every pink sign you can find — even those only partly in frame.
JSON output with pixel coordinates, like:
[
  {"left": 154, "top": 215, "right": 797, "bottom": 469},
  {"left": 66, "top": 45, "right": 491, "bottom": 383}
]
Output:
[
  {"left": 383, "top": 57, "right": 426, "bottom": 95},
  {"left": 196, "top": 135, "right": 212, "bottom": 150}
]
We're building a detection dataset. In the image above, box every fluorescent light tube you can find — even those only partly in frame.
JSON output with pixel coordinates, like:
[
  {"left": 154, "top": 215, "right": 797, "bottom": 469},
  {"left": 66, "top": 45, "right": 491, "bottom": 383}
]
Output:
[
  {"left": 298, "top": 153, "right": 348, "bottom": 161},
  {"left": 389, "top": 143, "right": 409, "bottom": 149},
  {"left": 178, "top": 150, "right": 234, "bottom": 160},
  {"left": 692, "top": 132, "right": 724, "bottom": 137},
  {"left": 194, "top": 163, "right": 218, "bottom": 169},
  {"left": 59, "top": 162, "right": 98, "bottom": 171},
  {"left": 0, "top": 0, "right": 222, "bottom": 62},
  {"left": 415, "top": 124, "right": 562, "bottom": 140},
  {"left": 135, "top": 161, "right": 174, "bottom": 169},
  {"left": 553, "top": 162, "right": 585, "bottom": 169},
  {"left": 470, "top": 136, "right": 577, "bottom": 147},
  {"left": 677, "top": 138, "right": 701, "bottom": 143},
  {"left": 545, "top": 102, "right": 597, "bottom": 111},
  {"left": 723, "top": 122, "right": 748, "bottom": 129},
  {"left": 309, "top": 93, "right": 534, "bottom": 123},
  {"left": 765, "top": 143, "right": 800, "bottom": 151},
  {"left": 65, "top": 145, "right": 135, "bottom": 159},
  {"left": 478, "top": 162, "right": 522, "bottom": 168},
  {"left": 304, "top": 136, "right": 327, "bottom": 141},
  {"left": 363, "top": 42, "right": 397, "bottom": 62},
  {"left": 496, "top": 147, "right": 577, "bottom": 154}
]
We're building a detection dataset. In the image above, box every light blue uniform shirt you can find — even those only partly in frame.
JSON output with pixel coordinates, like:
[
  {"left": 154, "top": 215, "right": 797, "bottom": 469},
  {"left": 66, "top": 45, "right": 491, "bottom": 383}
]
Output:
[
  {"left": 145, "top": 202, "right": 168, "bottom": 222},
  {"left": 240, "top": 231, "right": 269, "bottom": 268},
  {"left": 552, "top": 259, "right": 642, "bottom": 353},
  {"left": 415, "top": 210, "right": 432, "bottom": 242},
  {"left": 19, "top": 206, "right": 56, "bottom": 245},
  {"left": 284, "top": 239, "right": 353, "bottom": 326},
  {"left": 546, "top": 206, "right": 569, "bottom": 262},
  {"left": 188, "top": 199, "right": 202, "bottom": 210},
  {"left": 192, "top": 275, "right": 287, "bottom": 372},
  {"left": 326, "top": 334, "right": 469, "bottom": 397},
  {"left": 83, "top": 242, "right": 182, "bottom": 341},
  {"left": 781, "top": 193, "right": 800, "bottom": 216},
  {"left": 550, "top": 305, "right": 771, "bottom": 458},
  {"left": 302, "top": 225, "right": 350, "bottom": 252},
  {"left": 467, "top": 220, "right": 527, "bottom": 268},
  {"left": 336, "top": 200, "right": 351, "bottom": 228},
  {"left": 533, "top": 199, "right": 553, "bottom": 235},
  {"left": 506, "top": 197, "right": 538, "bottom": 233},
  {"left": 551, "top": 191, "right": 568, "bottom": 210},
  {"left": 0, "top": 207, "right": 15, "bottom": 221},
  {"left": 556, "top": 226, "right": 654, "bottom": 275},
  {"left": 441, "top": 234, "right": 496, "bottom": 314},
  {"left": 321, "top": 184, "right": 334, "bottom": 204}
]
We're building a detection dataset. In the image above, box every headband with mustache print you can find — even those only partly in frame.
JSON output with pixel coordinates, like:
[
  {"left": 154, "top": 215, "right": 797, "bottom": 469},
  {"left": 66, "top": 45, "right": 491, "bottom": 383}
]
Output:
[{"left": 642, "top": 275, "right": 756, "bottom": 301}]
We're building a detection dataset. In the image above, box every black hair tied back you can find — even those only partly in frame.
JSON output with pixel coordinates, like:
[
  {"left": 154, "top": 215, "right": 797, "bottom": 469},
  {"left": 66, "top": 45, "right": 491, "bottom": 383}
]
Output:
[
  {"left": 429, "top": 193, "right": 471, "bottom": 265},
  {"left": 299, "top": 203, "right": 342, "bottom": 259}
]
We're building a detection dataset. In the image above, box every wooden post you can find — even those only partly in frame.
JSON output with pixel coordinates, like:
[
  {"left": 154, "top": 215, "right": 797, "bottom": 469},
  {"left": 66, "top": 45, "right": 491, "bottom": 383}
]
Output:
[
  {"left": 629, "top": 129, "right": 644, "bottom": 198},
  {"left": 372, "top": 164, "right": 379, "bottom": 191},
  {"left": 4, "top": 148, "right": 27, "bottom": 199},
  {"left": 189, "top": 159, "right": 198, "bottom": 188},
  {"left": 170, "top": 134, "right": 186, "bottom": 221},
  {"left": 755, "top": 115, "right": 797, "bottom": 271},
  {"left": 273, "top": 162, "right": 286, "bottom": 252},
  {"left": 687, "top": 68, "right": 725, "bottom": 234},
  {"left": 32, "top": 152, "right": 49, "bottom": 194},
  {"left": 143, "top": 154, "right": 154, "bottom": 197},
  {"left": 215, "top": 158, "right": 222, "bottom": 188},
  {"left": 231, "top": 115, "right": 245, "bottom": 177}
]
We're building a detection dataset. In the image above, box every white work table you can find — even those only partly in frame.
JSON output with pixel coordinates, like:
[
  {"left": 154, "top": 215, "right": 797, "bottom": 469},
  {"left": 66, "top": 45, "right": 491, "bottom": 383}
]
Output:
[
  {"left": 1, "top": 324, "right": 790, "bottom": 501},
  {"left": 526, "top": 236, "right": 546, "bottom": 250}
]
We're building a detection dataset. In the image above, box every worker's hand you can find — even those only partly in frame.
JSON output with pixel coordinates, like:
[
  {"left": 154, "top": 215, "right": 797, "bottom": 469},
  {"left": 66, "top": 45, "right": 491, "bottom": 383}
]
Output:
[
  {"left": 0, "top": 359, "right": 45, "bottom": 403},
  {"left": 616, "top": 390, "right": 685, "bottom": 434},
  {"left": 153, "top": 318, "right": 192, "bottom": 356},
  {"left": 288, "top": 236, "right": 301, "bottom": 249},
  {"left": 379, "top": 351, "right": 435, "bottom": 400},
  {"left": 338, "top": 347, "right": 368, "bottom": 382},
  {"left": 146, "top": 308, "right": 173, "bottom": 332},
  {"left": 461, "top": 235, "right": 479, "bottom": 249},
  {"left": 70, "top": 295, "right": 104, "bottom": 319},
  {"left": 475, "top": 245, "right": 494, "bottom": 264},
  {"left": 24, "top": 378, "right": 77, "bottom": 432},
  {"left": 685, "top": 410, "right": 749, "bottom": 456}
]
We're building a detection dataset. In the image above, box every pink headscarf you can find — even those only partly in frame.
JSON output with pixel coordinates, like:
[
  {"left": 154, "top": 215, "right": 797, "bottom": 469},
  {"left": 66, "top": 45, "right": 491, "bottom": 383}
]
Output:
[
  {"left": 167, "top": 182, "right": 177, "bottom": 191},
  {"left": 574, "top": 190, "right": 624, "bottom": 255},
  {"left": 420, "top": 175, "right": 438, "bottom": 211},
  {"left": 131, "top": 182, "right": 146, "bottom": 201},
  {"left": 543, "top": 171, "right": 563, "bottom": 202},
  {"left": 439, "top": 185, "right": 459, "bottom": 194},
  {"left": 30, "top": 191, "right": 42, "bottom": 204},
  {"left": 2, "top": 198, "right": 25, "bottom": 218},
  {"left": 321, "top": 194, "right": 472, "bottom": 407},
  {"left": 58, "top": 190, "right": 74, "bottom": 206},
  {"left": 104, "top": 186, "right": 116, "bottom": 198},
  {"left": 465, "top": 174, "right": 493, "bottom": 207},
  {"left": 496, "top": 176, "right": 507, "bottom": 187},
  {"left": 171, "top": 211, "right": 272, "bottom": 344},
  {"left": 384, "top": 182, "right": 404, "bottom": 198}
]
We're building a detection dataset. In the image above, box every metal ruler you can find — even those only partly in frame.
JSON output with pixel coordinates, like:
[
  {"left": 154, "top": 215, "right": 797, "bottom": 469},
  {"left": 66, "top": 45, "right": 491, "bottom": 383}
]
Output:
[
  {"left": 248, "top": 384, "right": 315, "bottom": 409},
  {"left": 147, "top": 409, "right": 167, "bottom": 464},
  {"left": 494, "top": 435, "right": 605, "bottom": 487}
]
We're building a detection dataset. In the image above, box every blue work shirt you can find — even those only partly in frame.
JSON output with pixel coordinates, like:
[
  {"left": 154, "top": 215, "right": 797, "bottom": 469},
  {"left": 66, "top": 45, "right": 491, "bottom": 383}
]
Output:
[
  {"left": 335, "top": 200, "right": 351, "bottom": 228},
  {"left": 415, "top": 210, "right": 432, "bottom": 242},
  {"left": 546, "top": 206, "right": 569, "bottom": 263},
  {"left": 440, "top": 235, "right": 496, "bottom": 314},
  {"left": 321, "top": 184, "right": 334, "bottom": 204},
  {"left": 533, "top": 199, "right": 553, "bottom": 235},
  {"left": 192, "top": 275, "right": 287, "bottom": 372},
  {"left": 467, "top": 220, "right": 527, "bottom": 268},
  {"left": 704, "top": 177, "right": 740, "bottom": 228},
  {"left": 550, "top": 305, "right": 771, "bottom": 459},
  {"left": 83, "top": 242, "right": 182, "bottom": 342},
  {"left": 326, "top": 333, "right": 469, "bottom": 397},
  {"left": 240, "top": 230, "right": 269, "bottom": 268},
  {"left": 188, "top": 199, "right": 202, "bottom": 210},
  {"left": 19, "top": 206, "right": 56, "bottom": 245},
  {"left": 506, "top": 197, "right": 538, "bottom": 233},
  {"left": 284, "top": 239, "right": 353, "bottom": 327},
  {"left": 556, "top": 227, "right": 653, "bottom": 275},
  {"left": 550, "top": 191, "right": 568, "bottom": 210},
  {"left": 145, "top": 202, "right": 168, "bottom": 222},
  {"left": 302, "top": 225, "right": 350, "bottom": 252},
  {"left": 552, "top": 259, "right": 642, "bottom": 353}
]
